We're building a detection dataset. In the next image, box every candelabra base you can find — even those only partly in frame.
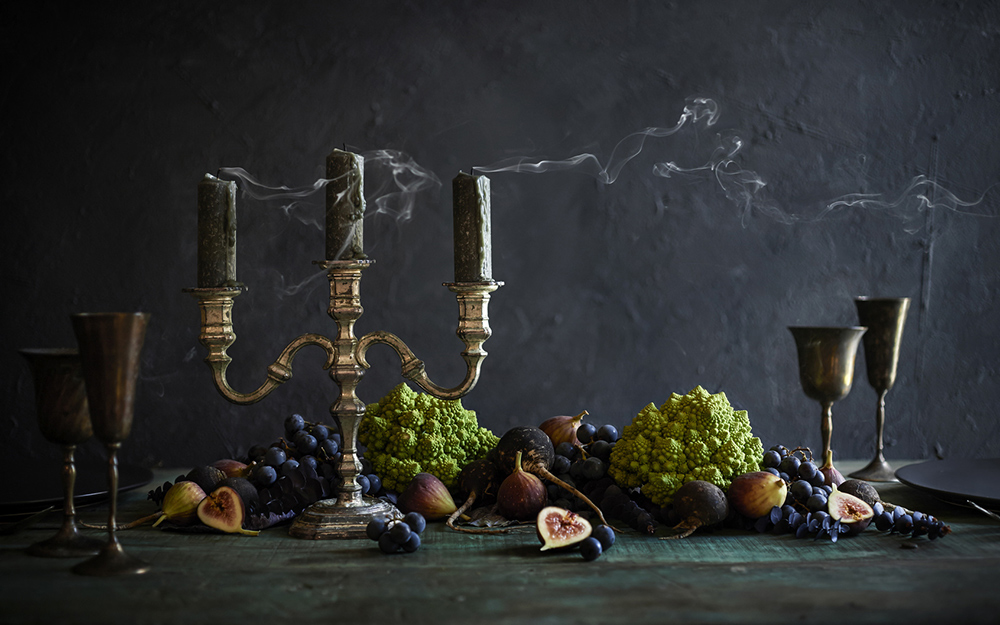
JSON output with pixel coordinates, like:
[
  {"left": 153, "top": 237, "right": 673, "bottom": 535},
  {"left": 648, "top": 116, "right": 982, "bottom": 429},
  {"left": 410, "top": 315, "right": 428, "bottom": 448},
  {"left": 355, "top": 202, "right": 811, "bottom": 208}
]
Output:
[{"left": 288, "top": 497, "right": 400, "bottom": 539}]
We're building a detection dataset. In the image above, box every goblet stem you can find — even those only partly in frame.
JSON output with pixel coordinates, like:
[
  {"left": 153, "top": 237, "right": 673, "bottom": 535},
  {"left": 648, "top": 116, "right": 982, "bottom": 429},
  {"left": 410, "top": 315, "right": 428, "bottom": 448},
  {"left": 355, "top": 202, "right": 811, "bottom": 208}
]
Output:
[
  {"left": 875, "top": 389, "right": 887, "bottom": 459},
  {"left": 26, "top": 444, "right": 103, "bottom": 558},
  {"left": 849, "top": 389, "right": 898, "bottom": 481},
  {"left": 106, "top": 442, "right": 121, "bottom": 550},
  {"left": 820, "top": 401, "right": 834, "bottom": 469},
  {"left": 72, "top": 443, "right": 150, "bottom": 576}
]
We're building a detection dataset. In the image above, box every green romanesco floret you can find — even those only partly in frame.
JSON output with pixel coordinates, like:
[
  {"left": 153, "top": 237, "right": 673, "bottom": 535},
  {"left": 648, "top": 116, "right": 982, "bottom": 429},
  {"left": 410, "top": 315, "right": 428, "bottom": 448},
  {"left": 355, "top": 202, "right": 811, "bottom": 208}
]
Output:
[
  {"left": 608, "top": 385, "right": 763, "bottom": 506},
  {"left": 358, "top": 382, "right": 499, "bottom": 492}
]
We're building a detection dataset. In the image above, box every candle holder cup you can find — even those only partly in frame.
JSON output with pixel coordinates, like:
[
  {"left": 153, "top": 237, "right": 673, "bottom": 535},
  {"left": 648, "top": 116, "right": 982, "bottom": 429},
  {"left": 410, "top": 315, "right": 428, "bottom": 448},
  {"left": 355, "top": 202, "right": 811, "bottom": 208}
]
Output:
[
  {"left": 849, "top": 297, "right": 910, "bottom": 482},
  {"left": 789, "top": 326, "right": 866, "bottom": 481},
  {"left": 18, "top": 348, "right": 105, "bottom": 558},
  {"left": 188, "top": 151, "right": 501, "bottom": 539}
]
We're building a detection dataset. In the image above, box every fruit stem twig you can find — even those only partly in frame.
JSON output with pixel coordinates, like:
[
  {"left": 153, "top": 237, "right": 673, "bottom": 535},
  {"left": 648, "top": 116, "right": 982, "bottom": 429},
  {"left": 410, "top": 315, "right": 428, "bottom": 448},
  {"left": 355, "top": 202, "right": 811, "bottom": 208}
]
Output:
[{"left": 79, "top": 511, "right": 162, "bottom": 530}]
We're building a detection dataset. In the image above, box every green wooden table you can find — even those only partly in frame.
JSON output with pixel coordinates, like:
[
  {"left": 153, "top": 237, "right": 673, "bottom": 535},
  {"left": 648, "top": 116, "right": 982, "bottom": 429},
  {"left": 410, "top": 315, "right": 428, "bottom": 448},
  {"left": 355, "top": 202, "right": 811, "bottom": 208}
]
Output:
[{"left": 2, "top": 461, "right": 998, "bottom": 625}]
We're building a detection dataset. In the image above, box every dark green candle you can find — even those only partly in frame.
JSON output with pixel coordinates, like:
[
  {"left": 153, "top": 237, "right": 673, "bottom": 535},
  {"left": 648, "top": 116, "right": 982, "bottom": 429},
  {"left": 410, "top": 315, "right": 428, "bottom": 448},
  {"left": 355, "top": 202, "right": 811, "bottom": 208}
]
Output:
[
  {"left": 326, "top": 149, "right": 366, "bottom": 260},
  {"left": 453, "top": 172, "right": 492, "bottom": 282},
  {"left": 197, "top": 174, "right": 238, "bottom": 288}
]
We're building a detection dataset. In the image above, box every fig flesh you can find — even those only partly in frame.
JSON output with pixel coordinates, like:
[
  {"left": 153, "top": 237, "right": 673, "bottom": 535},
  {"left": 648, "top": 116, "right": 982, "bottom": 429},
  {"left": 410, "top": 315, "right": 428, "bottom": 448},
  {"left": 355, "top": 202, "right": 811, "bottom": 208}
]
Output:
[
  {"left": 727, "top": 471, "right": 788, "bottom": 519},
  {"left": 398, "top": 473, "right": 458, "bottom": 521},
  {"left": 496, "top": 451, "right": 548, "bottom": 522},
  {"left": 538, "top": 410, "right": 589, "bottom": 448},
  {"left": 664, "top": 480, "right": 730, "bottom": 539},
  {"left": 196, "top": 485, "right": 259, "bottom": 536},
  {"left": 827, "top": 488, "right": 874, "bottom": 535},
  {"left": 153, "top": 481, "right": 206, "bottom": 527},
  {"left": 536, "top": 506, "right": 592, "bottom": 551}
]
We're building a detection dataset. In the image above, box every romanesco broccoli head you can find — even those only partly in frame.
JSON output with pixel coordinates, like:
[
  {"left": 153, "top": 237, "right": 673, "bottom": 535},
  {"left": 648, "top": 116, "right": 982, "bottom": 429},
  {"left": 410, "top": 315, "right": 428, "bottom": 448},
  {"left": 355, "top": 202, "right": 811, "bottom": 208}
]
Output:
[
  {"left": 608, "top": 385, "right": 763, "bottom": 506},
  {"left": 358, "top": 383, "right": 499, "bottom": 492}
]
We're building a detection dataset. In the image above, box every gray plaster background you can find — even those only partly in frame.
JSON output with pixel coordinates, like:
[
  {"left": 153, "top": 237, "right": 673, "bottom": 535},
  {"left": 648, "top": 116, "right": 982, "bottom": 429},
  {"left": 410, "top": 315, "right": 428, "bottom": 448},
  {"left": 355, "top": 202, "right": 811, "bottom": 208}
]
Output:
[{"left": 2, "top": 1, "right": 998, "bottom": 472}]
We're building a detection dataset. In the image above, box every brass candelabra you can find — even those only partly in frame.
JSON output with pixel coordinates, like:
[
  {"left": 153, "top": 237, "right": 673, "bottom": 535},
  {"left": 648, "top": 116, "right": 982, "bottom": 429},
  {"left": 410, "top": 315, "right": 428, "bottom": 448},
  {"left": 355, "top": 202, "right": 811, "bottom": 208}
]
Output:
[{"left": 187, "top": 149, "right": 501, "bottom": 538}]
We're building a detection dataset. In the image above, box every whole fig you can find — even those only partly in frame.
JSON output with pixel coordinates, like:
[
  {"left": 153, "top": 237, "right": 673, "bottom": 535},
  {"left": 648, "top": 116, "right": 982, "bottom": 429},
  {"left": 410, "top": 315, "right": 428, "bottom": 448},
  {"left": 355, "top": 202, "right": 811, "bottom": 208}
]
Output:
[
  {"left": 538, "top": 411, "right": 589, "bottom": 448},
  {"left": 397, "top": 473, "right": 458, "bottom": 521},
  {"left": 497, "top": 451, "right": 547, "bottom": 522},
  {"left": 153, "top": 481, "right": 206, "bottom": 527},
  {"left": 727, "top": 471, "right": 787, "bottom": 519}
]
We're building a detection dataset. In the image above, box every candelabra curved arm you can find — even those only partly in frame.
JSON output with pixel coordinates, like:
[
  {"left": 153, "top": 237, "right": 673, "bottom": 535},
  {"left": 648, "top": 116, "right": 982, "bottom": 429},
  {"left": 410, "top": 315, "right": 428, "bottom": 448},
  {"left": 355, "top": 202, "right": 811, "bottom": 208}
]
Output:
[
  {"left": 355, "top": 281, "right": 501, "bottom": 401},
  {"left": 186, "top": 287, "right": 336, "bottom": 406},
  {"left": 208, "top": 332, "right": 336, "bottom": 406}
]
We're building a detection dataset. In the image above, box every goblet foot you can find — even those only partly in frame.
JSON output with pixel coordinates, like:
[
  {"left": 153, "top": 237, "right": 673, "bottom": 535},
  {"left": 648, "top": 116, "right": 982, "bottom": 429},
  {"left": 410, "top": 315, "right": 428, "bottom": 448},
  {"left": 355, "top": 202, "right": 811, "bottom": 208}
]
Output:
[
  {"left": 27, "top": 526, "right": 103, "bottom": 558},
  {"left": 289, "top": 496, "right": 399, "bottom": 539},
  {"left": 849, "top": 455, "right": 898, "bottom": 482},
  {"left": 72, "top": 541, "right": 150, "bottom": 576}
]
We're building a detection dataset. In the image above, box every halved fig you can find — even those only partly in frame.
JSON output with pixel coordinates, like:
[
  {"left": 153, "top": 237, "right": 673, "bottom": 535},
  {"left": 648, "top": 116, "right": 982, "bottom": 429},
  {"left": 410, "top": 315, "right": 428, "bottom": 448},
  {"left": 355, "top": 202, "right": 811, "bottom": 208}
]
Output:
[
  {"left": 197, "top": 485, "right": 259, "bottom": 536},
  {"left": 536, "top": 506, "right": 592, "bottom": 551},
  {"left": 827, "top": 488, "right": 874, "bottom": 535}
]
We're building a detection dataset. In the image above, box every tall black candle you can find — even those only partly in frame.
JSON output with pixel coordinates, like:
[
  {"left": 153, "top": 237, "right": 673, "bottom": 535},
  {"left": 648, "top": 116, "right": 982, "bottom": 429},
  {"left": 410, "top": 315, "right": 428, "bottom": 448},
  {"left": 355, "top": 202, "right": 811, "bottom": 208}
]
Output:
[
  {"left": 453, "top": 172, "right": 492, "bottom": 282},
  {"left": 197, "top": 174, "right": 238, "bottom": 288},
  {"left": 326, "top": 149, "right": 366, "bottom": 260}
]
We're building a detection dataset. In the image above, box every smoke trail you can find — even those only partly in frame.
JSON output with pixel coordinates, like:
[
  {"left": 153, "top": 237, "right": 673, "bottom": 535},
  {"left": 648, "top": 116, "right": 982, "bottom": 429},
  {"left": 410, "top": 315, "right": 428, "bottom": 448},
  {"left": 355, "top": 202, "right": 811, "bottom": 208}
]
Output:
[
  {"left": 474, "top": 97, "right": 721, "bottom": 184},
  {"left": 821, "top": 175, "right": 995, "bottom": 234},
  {"left": 218, "top": 149, "right": 441, "bottom": 228},
  {"left": 473, "top": 97, "right": 786, "bottom": 225}
]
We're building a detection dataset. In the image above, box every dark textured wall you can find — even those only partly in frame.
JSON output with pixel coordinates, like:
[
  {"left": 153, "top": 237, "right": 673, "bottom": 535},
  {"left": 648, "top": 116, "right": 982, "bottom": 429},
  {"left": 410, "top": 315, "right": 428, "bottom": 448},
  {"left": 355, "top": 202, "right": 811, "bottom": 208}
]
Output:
[{"left": 3, "top": 1, "right": 998, "bottom": 472}]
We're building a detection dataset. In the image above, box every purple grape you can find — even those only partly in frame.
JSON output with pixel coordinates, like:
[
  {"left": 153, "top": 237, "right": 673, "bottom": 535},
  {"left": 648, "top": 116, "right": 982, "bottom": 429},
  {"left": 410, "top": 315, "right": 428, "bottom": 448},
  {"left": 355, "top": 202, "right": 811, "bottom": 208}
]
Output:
[{"left": 579, "top": 537, "right": 603, "bottom": 561}]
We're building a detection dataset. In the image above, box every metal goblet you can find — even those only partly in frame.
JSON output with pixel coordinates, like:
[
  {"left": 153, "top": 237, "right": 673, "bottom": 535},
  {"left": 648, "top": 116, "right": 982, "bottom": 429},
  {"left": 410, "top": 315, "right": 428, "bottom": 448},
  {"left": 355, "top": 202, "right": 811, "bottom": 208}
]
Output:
[
  {"left": 18, "top": 348, "right": 105, "bottom": 558},
  {"left": 850, "top": 297, "right": 911, "bottom": 482},
  {"left": 70, "top": 312, "right": 151, "bottom": 576},
  {"left": 789, "top": 326, "right": 867, "bottom": 481}
]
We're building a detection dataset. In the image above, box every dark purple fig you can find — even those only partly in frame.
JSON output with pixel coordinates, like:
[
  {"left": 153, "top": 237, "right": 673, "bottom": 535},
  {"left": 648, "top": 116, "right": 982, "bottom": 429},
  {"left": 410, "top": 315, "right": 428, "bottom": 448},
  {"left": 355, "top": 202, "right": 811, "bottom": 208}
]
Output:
[
  {"left": 497, "top": 451, "right": 548, "bottom": 522},
  {"left": 211, "top": 459, "right": 249, "bottom": 478},
  {"left": 398, "top": 473, "right": 457, "bottom": 521},
  {"left": 536, "top": 506, "right": 592, "bottom": 551},
  {"left": 183, "top": 465, "right": 227, "bottom": 493},
  {"left": 492, "top": 426, "right": 608, "bottom": 526},
  {"left": 838, "top": 479, "right": 880, "bottom": 507}
]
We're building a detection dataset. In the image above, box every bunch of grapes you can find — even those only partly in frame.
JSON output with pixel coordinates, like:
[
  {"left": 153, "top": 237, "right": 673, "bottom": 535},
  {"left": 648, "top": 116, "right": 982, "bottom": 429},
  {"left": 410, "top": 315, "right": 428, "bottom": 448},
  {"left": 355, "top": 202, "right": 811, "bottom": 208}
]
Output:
[
  {"left": 366, "top": 512, "right": 426, "bottom": 554},
  {"left": 752, "top": 444, "right": 949, "bottom": 542},
  {"left": 545, "top": 423, "right": 659, "bottom": 534},
  {"left": 149, "top": 413, "right": 395, "bottom": 530},
  {"left": 762, "top": 445, "right": 832, "bottom": 512},
  {"left": 871, "top": 502, "right": 951, "bottom": 540},
  {"left": 249, "top": 414, "right": 385, "bottom": 491}
]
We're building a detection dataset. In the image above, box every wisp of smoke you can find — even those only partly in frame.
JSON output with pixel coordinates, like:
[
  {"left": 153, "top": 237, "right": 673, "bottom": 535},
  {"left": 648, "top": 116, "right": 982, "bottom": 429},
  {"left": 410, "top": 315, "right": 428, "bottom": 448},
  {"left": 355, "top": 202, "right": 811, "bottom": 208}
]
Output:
[
  {"left": 474, "top": 97, "right": 719, "bottom": 184},
  {"left": 218, "top": 149, "right": 441, "bottom": 228},
  {"left": 473, "top": 97, "right": 783, "bottom": 225},
  {"left": 822, "top": 175, "right": 995, "bottom": 234},
  {"left": 217, "top": 150, "right": 442, "bottom": 298}
]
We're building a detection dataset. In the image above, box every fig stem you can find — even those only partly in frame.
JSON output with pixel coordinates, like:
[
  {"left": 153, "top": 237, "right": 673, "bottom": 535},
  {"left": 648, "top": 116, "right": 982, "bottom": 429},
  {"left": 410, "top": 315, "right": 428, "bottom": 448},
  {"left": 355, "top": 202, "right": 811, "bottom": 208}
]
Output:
[
  {"left": 571, "top": 410, "right": 589, "bottom": 424},
  {"left": 79, "top": 511, "right": 162, "bottom": 530}
]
